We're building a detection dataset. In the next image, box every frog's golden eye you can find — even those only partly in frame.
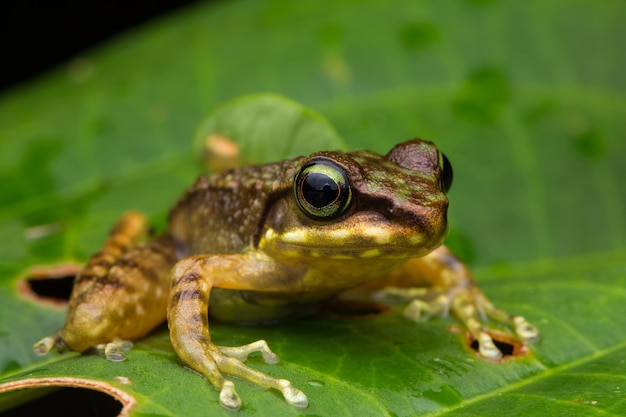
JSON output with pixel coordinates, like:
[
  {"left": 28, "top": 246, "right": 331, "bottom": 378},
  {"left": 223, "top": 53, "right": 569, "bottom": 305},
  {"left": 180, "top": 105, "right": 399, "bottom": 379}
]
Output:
[
  {"left": 438, "top": 151, "right": 453, "bottom": 194},
  {"left": 294, "top": 159, "right": 352, "bottom": 220}
]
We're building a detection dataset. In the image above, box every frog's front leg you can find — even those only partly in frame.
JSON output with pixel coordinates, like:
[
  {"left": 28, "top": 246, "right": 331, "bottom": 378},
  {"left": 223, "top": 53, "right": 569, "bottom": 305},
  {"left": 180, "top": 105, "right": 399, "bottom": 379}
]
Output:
[
  {"left": 380, "top": 245, "right": 539, "bottom": 360},
  {"left": 168, "top": 252, "right": 308, "bottom": 411}
]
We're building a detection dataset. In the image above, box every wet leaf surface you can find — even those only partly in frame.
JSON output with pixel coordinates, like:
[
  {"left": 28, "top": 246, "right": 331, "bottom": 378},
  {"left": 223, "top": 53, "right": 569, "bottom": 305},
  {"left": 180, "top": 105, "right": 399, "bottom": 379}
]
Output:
[{"left": 1, "top": 0, "right": 625, "bottom": 415}]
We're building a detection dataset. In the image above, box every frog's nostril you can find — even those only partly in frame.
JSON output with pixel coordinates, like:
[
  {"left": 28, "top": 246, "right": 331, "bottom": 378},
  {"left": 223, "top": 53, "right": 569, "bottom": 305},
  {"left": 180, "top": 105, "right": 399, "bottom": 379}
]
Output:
[{"left": 19, "top": 263, "right": 79, "bottom": 305}]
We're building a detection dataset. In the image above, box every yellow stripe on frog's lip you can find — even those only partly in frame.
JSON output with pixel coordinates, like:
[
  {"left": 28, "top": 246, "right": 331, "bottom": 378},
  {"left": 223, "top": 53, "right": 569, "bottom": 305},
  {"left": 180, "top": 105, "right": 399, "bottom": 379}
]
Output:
[
  {"left": 281, "top": 228, "right": 390, "bottom": 245},
  {"left": 279, "top": 229, "right": 310, "bottom": 244},
  {"left": 261, "top": 240, "right": 421, "bottom": 261},
  {"left": 360, "top": 225, "right": 393, "bottom": 244},
  {"left": 327, "top": 229, "right": 350, "bottom": 240},
  {"left": 277, "top": 226, "right": 421, "bottom": 247},
  {"left": 260, "top": 226, "right": 428, "bottom": 261}
]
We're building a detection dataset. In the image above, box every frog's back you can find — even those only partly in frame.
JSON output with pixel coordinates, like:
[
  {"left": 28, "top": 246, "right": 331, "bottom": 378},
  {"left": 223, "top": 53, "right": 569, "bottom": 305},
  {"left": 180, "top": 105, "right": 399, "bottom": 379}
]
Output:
[{"left": 167, "top": 159, "right": 299, "bottom": 257}]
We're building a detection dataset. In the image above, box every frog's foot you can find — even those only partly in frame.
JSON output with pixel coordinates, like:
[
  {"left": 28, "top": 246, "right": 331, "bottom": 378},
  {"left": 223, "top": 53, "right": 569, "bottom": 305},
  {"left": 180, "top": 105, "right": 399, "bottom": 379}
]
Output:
[
  {"left": 451, "top": 288, "right": 539, "bottom": 359},
  {"left": 94, "top": 339, "right": 134, "bottom": 362},
  {"left": 373, "top": 287, "right": 448, "bottom": 320},
  {"left": 33, "top": 331, "right": 67, "bottom": 356},
  {"left": 377, "top": 285, "right": 539, "bottom": 360},
  {"left": 184, "top": 340, "right": 307, "bottom": 411}
]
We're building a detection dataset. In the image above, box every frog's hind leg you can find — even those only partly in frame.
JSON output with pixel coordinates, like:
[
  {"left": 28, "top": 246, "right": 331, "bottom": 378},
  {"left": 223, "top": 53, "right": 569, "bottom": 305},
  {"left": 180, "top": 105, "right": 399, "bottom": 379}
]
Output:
[
  {"left": 168, "top": 253, "right": 308, "bottom": 411},
  {"left": 34, "top": 211, "right": 177, "bottom": 361},
  {"left": 378, "top": 245, "right": 539, "bottom": 360}
]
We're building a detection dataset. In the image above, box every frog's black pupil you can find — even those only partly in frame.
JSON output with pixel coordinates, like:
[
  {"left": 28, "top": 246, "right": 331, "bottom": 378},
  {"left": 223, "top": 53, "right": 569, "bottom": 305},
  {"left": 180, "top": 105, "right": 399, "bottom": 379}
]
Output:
[
  {"left": 302, "top": 173, "right": 338, "bottom": 208},
  {"left": 441, "top": 152, "right": 453, "bottom": 193}
]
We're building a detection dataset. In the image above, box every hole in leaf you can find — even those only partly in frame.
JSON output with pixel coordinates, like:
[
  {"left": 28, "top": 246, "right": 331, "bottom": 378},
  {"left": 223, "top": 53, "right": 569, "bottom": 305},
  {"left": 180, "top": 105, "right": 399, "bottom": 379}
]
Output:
[
  {"left": 1, "top": 387, "right": 123, "bottom": 417},
  {"left": 0, "top": 377, "right": 134, "bottom": 417},
  {"left": 466, "top": 330, "right": 529, "bottom": 360},
  {"left": 19, "top": 263, "right": 81, "bottom": 306},
  {"left": 26, "top": 276, "right": 74, "bottom": 302},
  {"left": 322, "top": 300, "right": 390, "bottom": 319}
]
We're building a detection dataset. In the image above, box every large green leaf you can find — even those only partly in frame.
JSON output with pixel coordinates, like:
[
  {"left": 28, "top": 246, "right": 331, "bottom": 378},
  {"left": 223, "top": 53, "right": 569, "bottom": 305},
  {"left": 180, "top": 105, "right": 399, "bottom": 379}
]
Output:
[{"left": 1, "top": 0, "right": 625, "bottom": 415}]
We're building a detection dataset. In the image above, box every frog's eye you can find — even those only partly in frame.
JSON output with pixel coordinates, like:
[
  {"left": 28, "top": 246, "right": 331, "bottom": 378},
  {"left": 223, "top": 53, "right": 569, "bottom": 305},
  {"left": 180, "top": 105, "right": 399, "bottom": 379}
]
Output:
[
  {"left": 294, "top": 159, "right": 352, "bottom": 220},
  {"left": 438, "top": 151, "right": 453, "bottom": 193}
]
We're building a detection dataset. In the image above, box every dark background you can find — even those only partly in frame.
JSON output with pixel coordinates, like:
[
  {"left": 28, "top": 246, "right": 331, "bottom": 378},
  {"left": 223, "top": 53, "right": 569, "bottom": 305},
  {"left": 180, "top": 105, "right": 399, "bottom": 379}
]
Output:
[{"left": 0, "top": 1, "right": 202, "bottom": 93}]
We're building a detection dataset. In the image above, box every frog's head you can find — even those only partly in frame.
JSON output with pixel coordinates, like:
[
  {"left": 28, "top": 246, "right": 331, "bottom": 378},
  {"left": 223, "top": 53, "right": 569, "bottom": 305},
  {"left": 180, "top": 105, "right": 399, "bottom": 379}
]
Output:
[{"left": 260, "top": 139, "right": 452, "bottom": 267}]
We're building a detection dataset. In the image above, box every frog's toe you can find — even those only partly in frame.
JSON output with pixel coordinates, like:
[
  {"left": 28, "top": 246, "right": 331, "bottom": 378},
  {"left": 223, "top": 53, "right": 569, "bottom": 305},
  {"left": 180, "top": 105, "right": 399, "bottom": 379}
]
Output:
[
  {"left": 374, "top": 286, "right": 450, "bottom": 322},
  {"left": 449, "top": 288, "right": 540, "bottom": 359},
  {"left": 513, "top": 316, "right": 540, "bottom": 341},
  {"left": 213, "top": 346, "right": 307, "bottom": 408},
  {"left": 33, "top": 332, "right": 67, "bottom": 356},
  {"left": 382, "top": 284, "right": 539, "bottom": 359},
  {"left": 278, "top": 379, "right": 308, "bottom": 408},
  {"left": 475, "top": 331, "right": 503, "bottom": 360},
  {"left": 33, "top": 335, "right": 57, "bottom": 356},
  {"left": 402, "top": 295, "right": 448, "bottom": 322},
  {"left": 219, "top": 381, "right": 242, "bottom": 411},
  {"left": 95, "top": 339, "right": 134, "bottom": 362},
  {"left": 218, "top": 340, "right": 279, "bottom": 364},
  {"left": 175, "top": 337, "right": 307, "bottom": 409}
]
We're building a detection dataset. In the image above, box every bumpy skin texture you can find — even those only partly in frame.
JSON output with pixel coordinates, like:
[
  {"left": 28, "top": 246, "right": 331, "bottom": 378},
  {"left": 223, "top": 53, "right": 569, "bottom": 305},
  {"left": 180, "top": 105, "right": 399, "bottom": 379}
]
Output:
[
  {"left": 59, "top": 215, "right": 176, "bottom": 353},
  {"left": 34, "top": 139, "right": 538, "bottom": 411}
]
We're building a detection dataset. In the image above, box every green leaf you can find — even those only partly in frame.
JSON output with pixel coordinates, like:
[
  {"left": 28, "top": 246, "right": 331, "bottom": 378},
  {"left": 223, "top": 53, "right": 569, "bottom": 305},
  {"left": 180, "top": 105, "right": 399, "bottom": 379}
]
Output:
[
  {"left": 1, "top": 0, "right": 625, "bottom": 416},
  {"left": 194, "top": 93, "right": 347, "bottom": 166}
]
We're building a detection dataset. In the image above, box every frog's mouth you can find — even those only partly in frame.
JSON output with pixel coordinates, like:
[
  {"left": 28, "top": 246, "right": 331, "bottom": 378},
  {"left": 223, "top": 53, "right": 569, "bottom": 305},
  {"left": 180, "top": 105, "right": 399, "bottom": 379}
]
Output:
[{"left": 262, "top": 211, "right": 448, "bottom": 261}]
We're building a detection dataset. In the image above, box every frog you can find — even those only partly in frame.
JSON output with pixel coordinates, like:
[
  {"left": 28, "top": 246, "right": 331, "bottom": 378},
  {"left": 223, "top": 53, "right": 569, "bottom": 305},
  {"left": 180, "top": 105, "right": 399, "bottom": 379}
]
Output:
[{"left": 34, "top": 139, "right": 538, "bottom": 411}]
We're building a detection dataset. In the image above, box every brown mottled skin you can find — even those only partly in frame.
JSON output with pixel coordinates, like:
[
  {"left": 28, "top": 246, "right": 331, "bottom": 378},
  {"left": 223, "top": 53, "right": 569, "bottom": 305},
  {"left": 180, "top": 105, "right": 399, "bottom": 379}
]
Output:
[
  {"left": 169, "top": 157, "right": 299, "bottom": 258},
  {"left": 35, "top": 139, "right": 538, "bottom": 411}
]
